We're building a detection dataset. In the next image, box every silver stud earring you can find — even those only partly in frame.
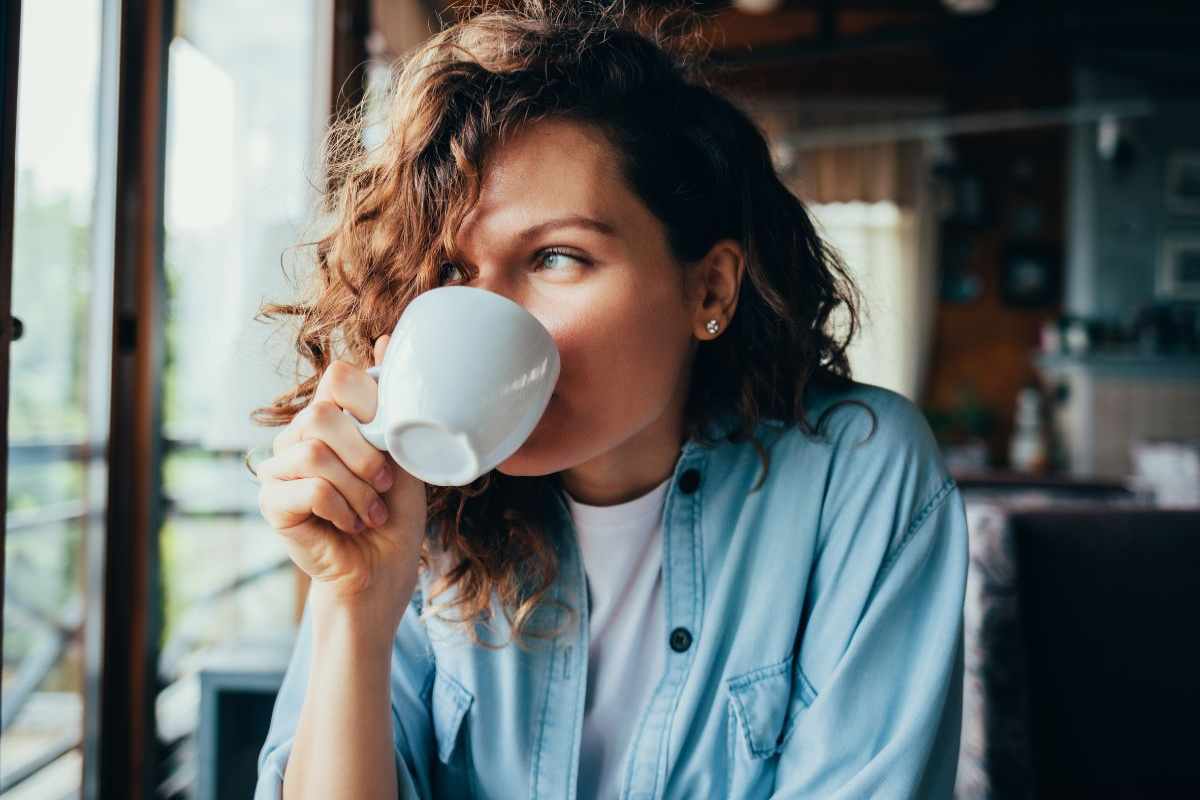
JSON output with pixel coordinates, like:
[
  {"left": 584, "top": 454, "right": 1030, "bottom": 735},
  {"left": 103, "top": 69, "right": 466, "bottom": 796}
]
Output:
[{"left": 705, "top": 319, "right": 720, "bottom": 335}]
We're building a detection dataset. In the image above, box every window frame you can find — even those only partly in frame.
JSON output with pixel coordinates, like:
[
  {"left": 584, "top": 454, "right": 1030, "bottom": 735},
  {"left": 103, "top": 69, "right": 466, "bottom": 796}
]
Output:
[
  {"left": 0, "top": 0, "right": 372, "bottom": 797},
  {"left": 0, "top": 2, "right": 19, "bottom": 687}
]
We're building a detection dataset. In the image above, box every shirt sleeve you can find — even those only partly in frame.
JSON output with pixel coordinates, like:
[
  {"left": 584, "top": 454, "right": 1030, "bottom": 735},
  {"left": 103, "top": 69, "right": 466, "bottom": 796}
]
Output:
[
  {"left": 253, "top": 586, "right": 437, "bottom": 800},
  {"left": 770, "top": 402, "right": 970, "bottom": 798}
]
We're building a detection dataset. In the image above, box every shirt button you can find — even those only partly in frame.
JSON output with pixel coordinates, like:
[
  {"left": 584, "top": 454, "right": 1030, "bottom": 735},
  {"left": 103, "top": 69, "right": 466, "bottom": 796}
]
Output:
[
  {"left": 669, "top": 626, "right": 693, "bottom": 653},
  {"left": 678, "top": 468, "right": 701, "bottom": 495}
]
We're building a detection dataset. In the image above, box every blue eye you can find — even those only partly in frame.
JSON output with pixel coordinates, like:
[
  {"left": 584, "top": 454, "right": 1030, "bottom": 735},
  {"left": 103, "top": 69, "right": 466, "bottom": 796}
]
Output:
[
  {"left": 537, "top": 248, "right": 584, "bottom": 272},
  {"left": 438, "top": 251, "right": 583, "bottom": 286}
]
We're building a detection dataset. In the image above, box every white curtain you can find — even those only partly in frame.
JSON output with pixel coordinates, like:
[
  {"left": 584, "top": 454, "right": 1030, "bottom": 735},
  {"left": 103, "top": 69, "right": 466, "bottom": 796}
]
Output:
[
  {"left": 808, "top": 145, "right": 939, "bottom": 404},
  {"left": 163, "top": 34, "right": 321, "bottom": 453},
  {"left": 744, "top": 98, "right": 942, "bottom": 405}
]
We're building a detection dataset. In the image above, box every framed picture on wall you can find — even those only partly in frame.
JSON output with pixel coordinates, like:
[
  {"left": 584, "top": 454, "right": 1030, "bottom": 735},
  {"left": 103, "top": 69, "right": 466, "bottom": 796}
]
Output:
[
  {"left": 939, "top": 222, "right": 983, "bottom": 303},
  {"left": 1165, "top": 151, "right": 1200, "bottom": 216},
  {"left": 1158, "top": 236, "right": 1200, "bottom": 300},
  {"left": 1001, "top": 242, "right": 1061, "bottom": 307}
]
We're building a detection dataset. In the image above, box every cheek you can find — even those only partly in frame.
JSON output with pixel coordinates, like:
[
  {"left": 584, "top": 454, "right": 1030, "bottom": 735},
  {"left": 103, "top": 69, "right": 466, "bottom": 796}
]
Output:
[
  {"left": 504, "top": 289, "right": 690, "bottom": 473},
  {"left": 548, "top": 297, "right": 688, "bottom": 401}
]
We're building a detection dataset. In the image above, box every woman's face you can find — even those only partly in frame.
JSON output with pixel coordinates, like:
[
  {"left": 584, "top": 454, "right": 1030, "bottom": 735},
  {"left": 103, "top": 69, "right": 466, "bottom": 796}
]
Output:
[{"left": 447, "top": 117, "right": 702, "bottom": 483}]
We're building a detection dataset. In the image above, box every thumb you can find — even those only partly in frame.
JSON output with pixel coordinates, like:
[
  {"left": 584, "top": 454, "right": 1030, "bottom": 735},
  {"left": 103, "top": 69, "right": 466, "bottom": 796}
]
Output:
[{"left": 376, "top": 459, "right": 427, "bottom": 550}]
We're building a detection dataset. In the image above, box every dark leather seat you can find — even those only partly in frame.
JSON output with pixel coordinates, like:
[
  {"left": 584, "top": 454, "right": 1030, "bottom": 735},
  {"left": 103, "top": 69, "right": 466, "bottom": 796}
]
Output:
[{"left": 1009, "top": 508, "right": 1200, "bottom": 798}]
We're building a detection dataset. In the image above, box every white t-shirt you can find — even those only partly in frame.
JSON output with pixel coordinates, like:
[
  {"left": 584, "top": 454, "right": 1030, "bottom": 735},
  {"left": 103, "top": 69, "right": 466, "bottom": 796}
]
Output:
[{"left": 565, "top": 474, "right": 672, "bottom": 800}]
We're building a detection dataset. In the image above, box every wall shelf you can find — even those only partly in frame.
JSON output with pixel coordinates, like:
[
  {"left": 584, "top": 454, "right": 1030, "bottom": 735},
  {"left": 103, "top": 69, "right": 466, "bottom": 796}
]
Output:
[{"left": 1036, "top": 351, "right": 1200, "bottom": 380}]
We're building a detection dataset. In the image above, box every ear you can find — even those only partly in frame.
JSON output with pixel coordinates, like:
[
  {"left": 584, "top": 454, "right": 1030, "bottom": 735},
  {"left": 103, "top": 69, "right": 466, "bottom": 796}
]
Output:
[{"left": 688, "top": 239, "right": 745, "bottom": 340}]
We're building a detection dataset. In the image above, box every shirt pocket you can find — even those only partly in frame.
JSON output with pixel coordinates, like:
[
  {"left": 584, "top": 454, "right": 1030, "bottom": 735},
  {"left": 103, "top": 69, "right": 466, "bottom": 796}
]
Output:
[
  {"left": 429, "top": 668, "right": 476, "bottom": 798},
  {"left": 724, "top": 652, "right": 818, "bottom": 796},
  {"left": 432, "top": 669, "right": 473, "bottom": 762}
]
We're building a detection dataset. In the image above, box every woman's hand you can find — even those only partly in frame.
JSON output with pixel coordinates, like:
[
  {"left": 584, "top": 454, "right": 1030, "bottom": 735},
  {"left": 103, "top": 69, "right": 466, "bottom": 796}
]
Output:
[{"left": 256, "top": 334, "right": 426, "bottom": 625}]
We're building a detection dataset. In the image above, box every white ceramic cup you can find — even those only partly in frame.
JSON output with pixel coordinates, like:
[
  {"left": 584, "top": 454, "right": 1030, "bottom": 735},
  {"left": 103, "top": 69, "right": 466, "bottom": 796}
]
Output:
[{"left": 348, "top": 286, "right": 560, "bottom": 486}]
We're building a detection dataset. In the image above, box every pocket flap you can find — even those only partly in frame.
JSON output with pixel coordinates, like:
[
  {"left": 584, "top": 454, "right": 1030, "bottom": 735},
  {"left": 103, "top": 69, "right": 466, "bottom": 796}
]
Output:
[
  {"left": 431, "top": 669, "right": 474, "bottom": 764},
  {"left": 726, "top": 653, "right": 814, "bottom": 759}
]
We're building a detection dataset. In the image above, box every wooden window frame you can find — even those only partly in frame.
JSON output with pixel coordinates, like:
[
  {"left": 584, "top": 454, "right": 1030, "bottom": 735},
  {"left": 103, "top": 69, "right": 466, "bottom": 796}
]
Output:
[{"left": 0, "top": 0, "right": 371, "bottom": 796}]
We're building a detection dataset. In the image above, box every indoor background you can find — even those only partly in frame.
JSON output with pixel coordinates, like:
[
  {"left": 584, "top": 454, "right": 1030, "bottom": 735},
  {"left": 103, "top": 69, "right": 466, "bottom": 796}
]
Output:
[{"left": 1, "top": 0, "right": 1197, "bottom": 797}]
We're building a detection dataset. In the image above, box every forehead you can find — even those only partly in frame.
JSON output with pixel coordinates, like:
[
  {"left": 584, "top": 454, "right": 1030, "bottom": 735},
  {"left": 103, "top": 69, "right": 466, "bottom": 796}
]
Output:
[{"left": 458, "top": 118, "right": 633, "bottom": 237}]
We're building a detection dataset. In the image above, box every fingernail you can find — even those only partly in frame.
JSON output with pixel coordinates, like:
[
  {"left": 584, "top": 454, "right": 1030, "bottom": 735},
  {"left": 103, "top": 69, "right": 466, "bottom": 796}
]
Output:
[
  {"left": 369, "top": 498, "right": 388, "bottom": 527},
  {"left": 373, "top": 466, "right": 394, "bottom": 492}
]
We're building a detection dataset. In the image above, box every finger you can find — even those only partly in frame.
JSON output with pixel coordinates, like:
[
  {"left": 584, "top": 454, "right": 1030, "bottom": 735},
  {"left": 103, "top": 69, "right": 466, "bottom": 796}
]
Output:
[
  {"left": 260, "top": 475, "right": 363, "bottom": 535},
  {"left": 257, "top": 438, "right": 388, "bottom": 529},
  {"left": 274, "top": 359, "right": 381, "bottom": 460},
  {"left": 280, "top": 401, "right": 394, "bottom": 491},
  {"left": 311, "top": 359, "right": 379, "bottom": 424}
]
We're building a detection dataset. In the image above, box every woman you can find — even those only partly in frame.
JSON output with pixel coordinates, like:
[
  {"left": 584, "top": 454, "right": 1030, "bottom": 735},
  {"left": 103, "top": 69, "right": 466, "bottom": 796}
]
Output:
[{"left": 251, "top": 2, "right": 969, "bottom": 798}]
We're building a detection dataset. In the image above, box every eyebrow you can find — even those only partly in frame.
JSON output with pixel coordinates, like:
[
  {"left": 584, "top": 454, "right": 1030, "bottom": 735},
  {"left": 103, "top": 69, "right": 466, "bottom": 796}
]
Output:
[{"left": 514, "top": 215, "right": 619, "bottom": 242}]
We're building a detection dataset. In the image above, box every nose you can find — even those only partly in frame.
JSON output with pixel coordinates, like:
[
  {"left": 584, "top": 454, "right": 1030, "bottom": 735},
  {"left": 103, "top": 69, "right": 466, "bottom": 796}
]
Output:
[
  {"left": 467, "top": 273, "right": 555, "bottom": 334},
  {"left": 469, "top": 271, "right": 525, "bottom": 311}
]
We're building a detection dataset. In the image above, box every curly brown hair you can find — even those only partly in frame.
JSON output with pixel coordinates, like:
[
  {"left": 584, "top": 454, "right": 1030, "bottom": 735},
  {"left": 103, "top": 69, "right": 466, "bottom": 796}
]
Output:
[{"left": 253, "top": 0, "right": 868, "bottom": 650}]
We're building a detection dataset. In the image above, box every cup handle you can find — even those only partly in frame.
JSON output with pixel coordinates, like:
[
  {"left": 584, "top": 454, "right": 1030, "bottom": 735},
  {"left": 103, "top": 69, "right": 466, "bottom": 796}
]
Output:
[{"left": 347, "top": 364, "right": 387, "bottom": 451}]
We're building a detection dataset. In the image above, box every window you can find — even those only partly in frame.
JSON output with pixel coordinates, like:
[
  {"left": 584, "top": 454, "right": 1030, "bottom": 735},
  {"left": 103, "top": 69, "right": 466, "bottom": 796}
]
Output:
[
  {"left": 809, "top": 200, "right": 936, "bottom": 403},
  {"left": 156, "top": 0, "right": 321, "bottom": 791},
  {"left": 2, "top": 0, "right": 108, "bottom": 794},
  {"left": 2, "top": 0, "right": 344, "bottom": 794}
]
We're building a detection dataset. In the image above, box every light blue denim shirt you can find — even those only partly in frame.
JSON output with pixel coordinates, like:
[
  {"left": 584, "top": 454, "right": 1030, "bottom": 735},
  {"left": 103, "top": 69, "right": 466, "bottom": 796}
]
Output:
[{"left": 256, "top": 380, "right": 969, "bottom": 799}]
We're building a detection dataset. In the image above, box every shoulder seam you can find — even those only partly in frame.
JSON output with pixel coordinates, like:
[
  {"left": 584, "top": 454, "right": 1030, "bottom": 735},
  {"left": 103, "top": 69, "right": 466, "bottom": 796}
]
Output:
[{"left": 876, "top": 476, "right": 958, "bottom": 581}]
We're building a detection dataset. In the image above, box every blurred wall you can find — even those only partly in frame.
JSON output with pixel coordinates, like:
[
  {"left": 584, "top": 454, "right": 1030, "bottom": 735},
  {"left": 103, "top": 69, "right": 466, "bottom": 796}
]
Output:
[
  {"left": 1066, "top": 63, "right": 1200, "bottom": 320},
  {"left": 716, "top": 8, "right": 1070, "bottom": 468}
]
